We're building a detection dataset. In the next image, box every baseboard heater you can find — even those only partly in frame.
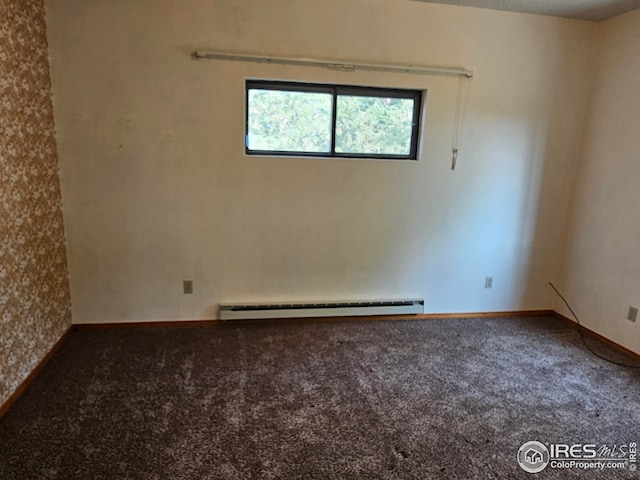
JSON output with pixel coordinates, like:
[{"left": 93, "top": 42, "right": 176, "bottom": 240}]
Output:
[{"left": 219, "top": 299, "right": 424, "bottom": 320}]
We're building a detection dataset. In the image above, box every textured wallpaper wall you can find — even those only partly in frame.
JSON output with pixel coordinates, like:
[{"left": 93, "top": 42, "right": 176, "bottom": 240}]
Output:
[{"left": 0, "top": 0, "right": 71, "bottom": 406}]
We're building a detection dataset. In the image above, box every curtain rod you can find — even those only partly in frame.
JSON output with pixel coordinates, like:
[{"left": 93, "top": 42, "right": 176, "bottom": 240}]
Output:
[{"left": 193, "top": 50, "right": 474, "bottom": 78}]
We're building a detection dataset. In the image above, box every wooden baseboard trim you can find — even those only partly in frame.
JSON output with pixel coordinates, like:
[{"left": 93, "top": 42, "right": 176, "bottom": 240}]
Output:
[
  {"left": 417, "top": 309, "right": 555, "bottom": 319},
  {"left": 73, "top": 309, "right": 555, "bottom": 329},
  {"left": 74, "top": 319, "right": 225, "bottom": 330},
  {"left": 551, "top": 311, "right": 640, "bottom": 363},
  {"left": 0, "top": 325, "right": 74, "bottom": 421}
]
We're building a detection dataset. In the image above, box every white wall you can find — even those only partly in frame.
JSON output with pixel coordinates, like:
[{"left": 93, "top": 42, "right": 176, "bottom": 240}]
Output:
[
  {"left": 46, "top": 0, "right": 595, "bottom": 323},
  {"left": 560, "top": 9, "right": 640, "bottom": 355}
]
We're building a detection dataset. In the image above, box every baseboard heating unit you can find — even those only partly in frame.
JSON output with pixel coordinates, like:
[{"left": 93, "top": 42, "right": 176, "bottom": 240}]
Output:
[{"left": 219, "top": 299, "right": 425, "bottom": 320}]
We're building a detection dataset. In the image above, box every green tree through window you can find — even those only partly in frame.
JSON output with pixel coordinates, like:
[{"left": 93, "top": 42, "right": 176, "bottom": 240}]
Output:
[{"left": 246, "top": 81, "right": 422, "bottom": 160}]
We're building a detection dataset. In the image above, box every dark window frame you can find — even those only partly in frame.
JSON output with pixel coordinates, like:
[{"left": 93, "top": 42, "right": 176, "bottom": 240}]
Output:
[{"left": 245, "top": 80, "right": 423, "bottom": 160}]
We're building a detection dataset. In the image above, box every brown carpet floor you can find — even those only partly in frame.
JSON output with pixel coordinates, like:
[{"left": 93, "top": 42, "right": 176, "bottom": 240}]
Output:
[{"left": 0, "top": 315, "right": 639, "bottom": 479}]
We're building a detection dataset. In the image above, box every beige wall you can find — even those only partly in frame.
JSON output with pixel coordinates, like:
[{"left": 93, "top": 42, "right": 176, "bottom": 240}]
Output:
[
  {"left": 0, "top": 0, "right": 72, "bottom": 406},
  {"left": 560, "top": 9, "right": 640, "bottom": 355},
  {"left": 46, "top": 0, "right": 595, "bottom": 324}
]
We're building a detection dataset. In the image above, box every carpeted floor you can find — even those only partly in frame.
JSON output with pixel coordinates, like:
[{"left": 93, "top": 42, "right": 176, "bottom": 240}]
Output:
[{"left": 0, "top": 315, "right": 639, "bottom": 479}]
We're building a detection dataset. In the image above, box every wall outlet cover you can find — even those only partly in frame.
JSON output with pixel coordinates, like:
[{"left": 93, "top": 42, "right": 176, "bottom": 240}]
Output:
[{"left": 183, "top": 280, "right": 193, "bottom": 294}]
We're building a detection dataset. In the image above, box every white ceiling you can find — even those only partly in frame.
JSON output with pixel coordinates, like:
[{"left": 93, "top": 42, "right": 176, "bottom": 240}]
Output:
[{"left": 411, "top": 0, "right": 640, "bottom": 21}]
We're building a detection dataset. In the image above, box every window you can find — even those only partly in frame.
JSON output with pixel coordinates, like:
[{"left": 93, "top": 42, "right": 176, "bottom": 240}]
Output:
[{"left": 246, "top": 81, "right": 423, "bottom": 160}]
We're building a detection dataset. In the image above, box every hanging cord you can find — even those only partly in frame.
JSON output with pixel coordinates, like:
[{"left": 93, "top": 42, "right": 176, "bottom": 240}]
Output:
[
  {"left": 451, "top": 76, "right": 470, "bottom": 170},
  {"left": 549, "top": 282, "right": 640, "bottom": 369}
]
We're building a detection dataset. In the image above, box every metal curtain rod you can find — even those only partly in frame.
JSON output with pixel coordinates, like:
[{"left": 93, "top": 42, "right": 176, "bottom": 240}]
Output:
[{"left": 193, "top": 50, "right": 474, "bottom": 78}]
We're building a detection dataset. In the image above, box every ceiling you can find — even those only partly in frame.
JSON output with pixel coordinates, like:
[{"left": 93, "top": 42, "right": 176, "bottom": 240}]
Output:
[{"left": 411, "top": 0, "right": 640, "bottom": 21}]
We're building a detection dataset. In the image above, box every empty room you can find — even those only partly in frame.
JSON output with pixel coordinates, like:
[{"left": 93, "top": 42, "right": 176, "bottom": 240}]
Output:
[{"left": 1, "top": 0, "right": 640, "bottom": 477}]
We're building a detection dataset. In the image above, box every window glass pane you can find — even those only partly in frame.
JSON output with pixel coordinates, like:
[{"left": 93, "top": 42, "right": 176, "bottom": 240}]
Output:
[
  {"left": 335, "top": 95, "right": 415, "bottom": 156},
  {"left": 247, "top": 89, "right": 332, "bottom": 153}
]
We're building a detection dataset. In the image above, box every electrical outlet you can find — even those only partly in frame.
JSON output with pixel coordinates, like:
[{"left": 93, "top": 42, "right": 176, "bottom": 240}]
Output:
[
  {"left": 627, "top": 306, "right": 638, "bottom": 323},
  {"left": 183, "top": 280, "right": 193, "bottom": 295},
  {"left": 485, "top": 276, "right": 493, "bottom": 289}
]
